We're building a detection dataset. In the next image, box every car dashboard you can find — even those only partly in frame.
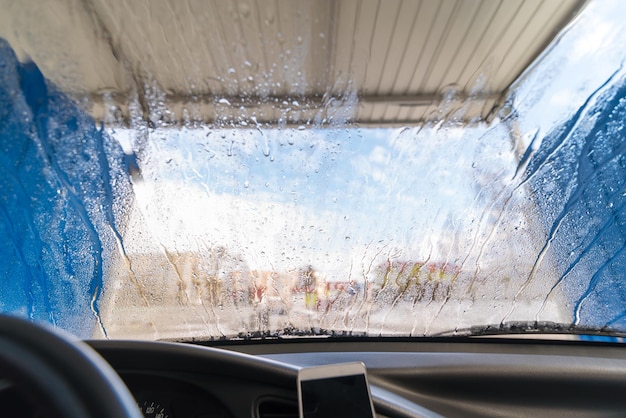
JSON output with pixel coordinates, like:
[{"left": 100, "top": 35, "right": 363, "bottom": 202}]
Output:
[{"left": 74, "top": 338, "right": 626, "bottom": 417}]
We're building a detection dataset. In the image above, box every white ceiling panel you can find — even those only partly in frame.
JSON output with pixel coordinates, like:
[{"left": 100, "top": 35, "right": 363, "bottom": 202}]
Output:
[{"left": 0, "top": 0, "right": 587, "bottom": 126}]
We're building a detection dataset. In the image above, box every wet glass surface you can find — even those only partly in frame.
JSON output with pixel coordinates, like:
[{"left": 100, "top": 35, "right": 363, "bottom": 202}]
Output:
[{"left": 1, "top": 1, "right": 626, "bottom": 340}]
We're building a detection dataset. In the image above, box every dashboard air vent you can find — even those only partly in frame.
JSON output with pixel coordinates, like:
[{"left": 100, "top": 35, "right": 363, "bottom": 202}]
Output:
[{"left": 257, "top": 398, "right": 299, "bottom": 418}]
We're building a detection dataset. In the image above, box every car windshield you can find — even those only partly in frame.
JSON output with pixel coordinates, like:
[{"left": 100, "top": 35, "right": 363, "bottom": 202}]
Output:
[{"left": 2, "top": 0, "right": 626, "bottom": 342}]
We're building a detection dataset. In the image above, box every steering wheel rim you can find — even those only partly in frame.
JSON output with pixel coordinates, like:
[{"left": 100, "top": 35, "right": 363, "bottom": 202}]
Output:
[{"left": 0, "top": 314, "right": 141, "bottom": 418}]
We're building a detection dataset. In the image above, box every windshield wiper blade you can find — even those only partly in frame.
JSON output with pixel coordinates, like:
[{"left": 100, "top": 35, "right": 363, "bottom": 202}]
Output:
[
  {"left": 164, "top": 322, "right": 626, "bottom": 343},
  {"left": 434, "top": 321, "right": 626, "bottom": 339},
  {"left": 162, "top": 327, "right": 369, "bottom": 343}
]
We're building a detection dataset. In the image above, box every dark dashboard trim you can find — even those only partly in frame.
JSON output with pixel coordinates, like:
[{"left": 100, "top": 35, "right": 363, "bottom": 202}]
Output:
[{"left": 86, "top": 339, "right": 626, "bottom": 417}]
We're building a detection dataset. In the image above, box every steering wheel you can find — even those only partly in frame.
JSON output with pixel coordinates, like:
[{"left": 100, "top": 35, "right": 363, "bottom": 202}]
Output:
[{"left": 0, "top": 314, "right": 142, "bottom": 418}]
